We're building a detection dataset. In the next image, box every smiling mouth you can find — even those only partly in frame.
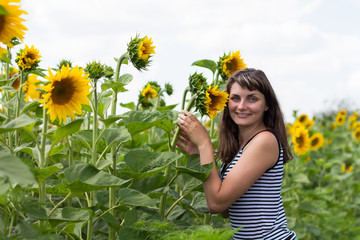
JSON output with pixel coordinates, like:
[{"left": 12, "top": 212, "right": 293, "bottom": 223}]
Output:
[{"left": 236, "top": 113, "right": 250, "bottom": 117}]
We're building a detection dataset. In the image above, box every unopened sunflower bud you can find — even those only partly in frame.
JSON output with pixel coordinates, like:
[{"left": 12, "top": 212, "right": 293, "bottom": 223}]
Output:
[
  {"left": 57, "top": 59, "right": 73, "bottom": 70},
  {"left": 188, "top": 72, "right": 207, "bottom": 95},
  {"left": 164, "top": 83, "right": 173, "bottom": 96},
  {"left": 85, "top": 61, "right": 105, "bottom": 80}
]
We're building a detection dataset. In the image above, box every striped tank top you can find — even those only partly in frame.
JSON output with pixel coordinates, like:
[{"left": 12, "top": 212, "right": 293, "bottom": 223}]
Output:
[{"left": 219, "top": 130, "right": 296, "bottom": 240}]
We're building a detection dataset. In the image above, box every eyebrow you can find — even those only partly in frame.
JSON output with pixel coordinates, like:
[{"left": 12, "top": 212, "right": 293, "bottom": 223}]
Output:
[{"left": 230, "top": 93, "right": 259, "bottom": 97}]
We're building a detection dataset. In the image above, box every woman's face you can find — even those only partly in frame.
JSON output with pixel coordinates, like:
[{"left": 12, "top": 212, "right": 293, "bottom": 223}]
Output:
[{"left": 228, "top": 82, "right": 268, "bottom": 129}]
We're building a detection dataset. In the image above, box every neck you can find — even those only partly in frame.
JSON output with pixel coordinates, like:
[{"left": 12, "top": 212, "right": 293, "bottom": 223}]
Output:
[{"left": 238, "top": 122, "right": 266, "bottom": 148}]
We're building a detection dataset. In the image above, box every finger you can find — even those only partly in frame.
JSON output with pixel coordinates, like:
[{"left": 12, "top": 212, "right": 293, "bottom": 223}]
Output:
[
  {"left": 177, "top": 136, "right": 188, "bottom": 146},
  {"left": 179, "top": 130, "right": 190, "bottom": 140},
  {"left": 181, "top": 110, "right": 197, "bottom": 122}
]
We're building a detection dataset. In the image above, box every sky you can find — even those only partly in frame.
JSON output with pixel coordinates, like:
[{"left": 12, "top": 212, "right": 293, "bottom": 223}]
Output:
[{"left": 19, "top": 0, "right": 360, "bottom": 122}]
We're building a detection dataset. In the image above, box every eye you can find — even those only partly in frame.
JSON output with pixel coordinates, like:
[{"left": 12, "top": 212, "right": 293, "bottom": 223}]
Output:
[
  {"left": 249, "top": 96, "right": 257, "bottom": 102},
  {"left": 230, "top": 96, "right": 240, "bottom": 102}
]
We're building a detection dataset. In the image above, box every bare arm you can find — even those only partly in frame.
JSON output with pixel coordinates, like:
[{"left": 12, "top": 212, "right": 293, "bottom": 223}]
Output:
[{"left": 177, "top": 110, "right": 279, "bottom": 213}]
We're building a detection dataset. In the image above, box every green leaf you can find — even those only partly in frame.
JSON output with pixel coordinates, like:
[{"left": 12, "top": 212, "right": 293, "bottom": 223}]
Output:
[
  {"left": 123, "top": 110, "right": 176, "bottom": 135},
  {"left": 103, "top": 126, "right": 131, "bottom": 145},
  {"left": 30, "top": 68, "right": 46, "bottom": 77},
  {"left": 125, "top": 150, "right": 181, "bottom": 173},
  {"left": 0, "top": 151, "right": 37, "bottom": 186},
  {"left": 0, "top": 115, "right": 36, "bottom": 134},
  {"left": 48, "top": 118, "right": 84, "bottom": 145},
  {"left": 64, "top": 163, "right": 130, "bottom": 192},
  {"left": 118, "top": 188, "right": 157, "bottom": 209},
  {"left": 100, "top": 114, "right": 126, "bottom": 128},
  {"left": 293, "top": 173, "right": 310, "bottom": 184},
  {"left": 120, "top": 102, "right": 136, "bottom": 110},
  {"left": 1, "top": 53, "right": 10, "bottom": 63},
  {"left": 98, "top": 97, "right": 112, "bottom": 118},
  {"left": 176, "top": 154, "right": 214, "bottom": 181},
  {"left": 49, "top": 144, "right": 66, "bottom": 157},
  {"left": 49, "top": 207, "right": 91, "bottom": 222},
  {"left": 0, "top": 6, "right": 9, "bottom": 15},
  {"left": 101, "top": 212, "right": 121, "bottom": 231},
  {"left": 35, "top": 163, "right": 63, "bottom": 184},
  {"left": 118, "top": 73, "right": 133, "bottom": 85},
  {"left": 120, "top": 151, "right": 182, "bottom": 180},
  {"left": 156, "top": 104, "right": 178, "bottom": 112},
  {"left": 191, "top": 59, "right": 217, "bottom": 74},
  {"left": 20, "top": 101, "right": 40, "bottom": 115}
]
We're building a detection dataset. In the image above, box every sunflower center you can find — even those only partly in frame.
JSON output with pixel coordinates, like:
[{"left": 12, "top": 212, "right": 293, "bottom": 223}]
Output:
[
  {"left": 299, "top": 116, "right": 307, "bottom": 123},
  {"left": 51, "top": 78, "right": 75, "bottom": 105},
  {"left": 26, "top": 52, "right": 36, "bottom": 60},
  {"left": 296, "top": 135, "right": 305, "bottom": 146},
  {"left": 0, "top": 15, "right": 4, "bottom": 33},
  {"left": 208, "top": 94, "right": 217, "bottom": 109},
  {"left": 311, "top": 137, "right": 319, "bottom": 146}
]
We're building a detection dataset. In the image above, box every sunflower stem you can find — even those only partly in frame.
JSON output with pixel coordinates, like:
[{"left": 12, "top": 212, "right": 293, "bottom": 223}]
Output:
[
  {"left": 108, "top": 53, "right": 127, "bottom": 240},
  {"left": 14, "top": 70, "right": 24, "bottom": 150},
  {"left": 164, "top": 94, "right": 196, "bottom": 207},
  {"left": 87, "top": 79, "right": 98, "bottom": 240},
  {"left": 181, "top": 87, "right": 190, "bottom": 110},
  {"left": 5, "top": 49, "right": 13, "bottom": 151},
  {"left": 170, "top": 95, "right": 196, "bottom": 152},
  {"left": 39, "top": 107, "right": 49, "bottom": 228},
  {"left": 213, "top": 71, "right": 220, "bottom": 86}
]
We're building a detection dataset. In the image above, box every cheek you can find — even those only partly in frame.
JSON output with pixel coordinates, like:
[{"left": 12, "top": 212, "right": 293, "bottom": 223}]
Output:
[{"left": 228, "top": 101, "right": 237, "bottom": 111}]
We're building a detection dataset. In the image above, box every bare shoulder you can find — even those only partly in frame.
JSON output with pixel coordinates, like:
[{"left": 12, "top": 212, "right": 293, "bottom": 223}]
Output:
[
  {"left": 243, "top": 131, "right": 279, "bottom": 166},
  {"left": 248, "top": 131, "right": 278, "bottom": 149}
]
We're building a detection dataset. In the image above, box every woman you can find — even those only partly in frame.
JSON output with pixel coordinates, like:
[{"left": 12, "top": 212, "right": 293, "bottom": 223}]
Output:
[{"left": 177, "top": 68, "right": 296, "bottom": 240}]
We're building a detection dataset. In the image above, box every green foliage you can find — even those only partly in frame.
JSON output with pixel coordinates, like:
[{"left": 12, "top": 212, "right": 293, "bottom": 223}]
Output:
[
  {"left": 1, "top": 28, "right": 359, "bottom": 240},
  {"left": 283, "top": 110, "right": 360, "bottom": 239}
]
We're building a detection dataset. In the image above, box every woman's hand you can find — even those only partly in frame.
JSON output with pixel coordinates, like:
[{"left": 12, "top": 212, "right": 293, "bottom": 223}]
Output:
[
  {"left": 176, "top": 110, "right": 211, "bottom": 151},
  {"left": 176, "top": 129, "right": 199, "bottom": 155}
]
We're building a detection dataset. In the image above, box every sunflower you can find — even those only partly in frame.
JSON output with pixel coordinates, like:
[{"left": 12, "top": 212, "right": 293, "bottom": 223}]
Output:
[
  {"left": 138, "top": 36, "right": 155, "bottom": 61},
  {"left": 348, "top": 111, "right": 358, "bottom": 122},
  {"left": 353, "top": 127, "right": 360, "bottom": 142},
  {"left": 309, "top": 132, "right": 325, "bottom": 150},
  {"left": 0, "top": 0, "right": 27, "bottom": 47},
  {"left": 218, "top": 51, "right": 247, "bottom": 80},
  {"left": 335, "top": 112, "right": 346, "bottom": 126},
  {"left": 8, "top": 67, "right": 19, "bottom": 89},
  {"left": 296, "top": 113, "right": 314, "bottom": 129},
  {"left": 39, "top": 65, "right": 91, "bottom": 124},
  {"left": 341, "top": 164, "right": 353, "bottom": 173},
  {"left": 288, "top": 121, "right": 302, "bottom": 135},
  {"left": 16, "top": 45, "right": 41, "bottom": 71},
  {"left": 292, "top": 126, "right": 309, "bottom": 155},
  {"left": 350, "top": 121, "right": 360, "bottom": 130},
  {"left": 202, "top": 85, "right": 229, "bottom": 119},
  {"left": 127, "top": 35, "right": 155, "bottom": 71},
  {"left": 297, "top": 114, "right": 309, "bottom": 124},
  {"left": 338, "top": 109, "right": 347, "bottom": 116},
  {"left": 23, "top": 74, "right": 41, "bottom": 102},
  {"left": 141, "top": 83, "right": 158, "bottom": 103}
]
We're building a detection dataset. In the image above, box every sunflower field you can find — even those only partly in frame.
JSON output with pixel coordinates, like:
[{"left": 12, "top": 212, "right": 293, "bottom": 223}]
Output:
[{"left": 0, "top": 1, "right": 360, "bottom": 240}]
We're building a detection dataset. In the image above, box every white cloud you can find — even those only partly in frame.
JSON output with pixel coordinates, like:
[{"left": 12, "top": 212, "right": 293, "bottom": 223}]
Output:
[{"left": 17, "top": 0, "right": 360, "bottom": 120}]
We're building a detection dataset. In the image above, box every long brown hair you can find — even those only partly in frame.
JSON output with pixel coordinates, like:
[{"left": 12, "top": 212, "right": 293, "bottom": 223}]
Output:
[{"left": 216, "top": 68, "right": 293, "bottom": 164}]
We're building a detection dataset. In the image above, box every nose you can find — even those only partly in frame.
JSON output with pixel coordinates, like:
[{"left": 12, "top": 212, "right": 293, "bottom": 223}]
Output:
[{"left": 237, "top": 100, "right": 247, "bottom": 110}]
